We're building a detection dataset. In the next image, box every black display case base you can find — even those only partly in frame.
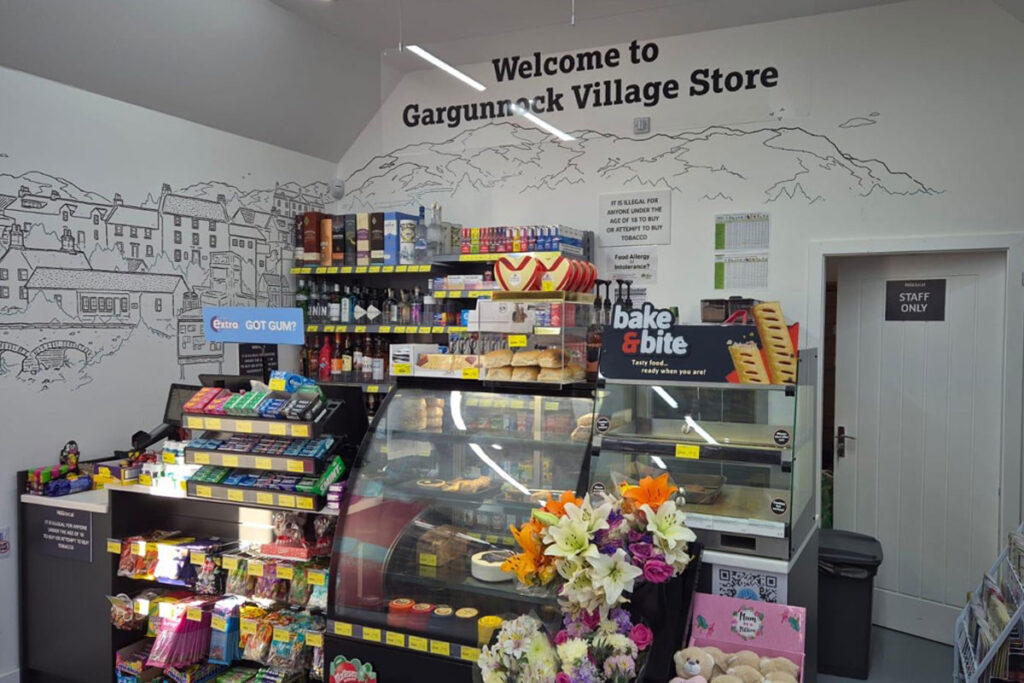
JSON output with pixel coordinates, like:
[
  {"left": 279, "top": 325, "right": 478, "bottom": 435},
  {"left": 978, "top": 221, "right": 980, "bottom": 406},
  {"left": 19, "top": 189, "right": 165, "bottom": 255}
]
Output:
[{"left": 325, "top": 635, "right": 475, "bottom": 683}]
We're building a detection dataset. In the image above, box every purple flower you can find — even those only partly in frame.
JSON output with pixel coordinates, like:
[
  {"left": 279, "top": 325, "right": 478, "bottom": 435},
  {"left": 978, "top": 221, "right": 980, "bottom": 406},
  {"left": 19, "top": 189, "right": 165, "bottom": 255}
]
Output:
[
  {"left": 610, "top": 608, "right": 633, "bottom": 635},
  {"left": 570, "top": 660, "right": 600, "bottom": 683},
  {"left": 643, "top": 558, "right": 674, "bottom": 583},
  {"left": 580, "top": 609, "right": 600, "bottom": 631},
  {"left": 556, "top": 673, "right": 571, "bottom": 683},
  {"left": 565, "top": 620, "right": 588, "bottom": 638},
  {"left": 630, "top": 623, "right": 654, "bottom": 650},
  {"left": 555, "top": 629, "right": 569, "bottom": 645},
  {"left": 627, "top": 530, "right": 646, "bottom": 544},
  {"left": 608, "top": 510, "right": 624, "bottom": 528},
  {"left": 629, "top": 542, "right": 655, "bottom": 563}
]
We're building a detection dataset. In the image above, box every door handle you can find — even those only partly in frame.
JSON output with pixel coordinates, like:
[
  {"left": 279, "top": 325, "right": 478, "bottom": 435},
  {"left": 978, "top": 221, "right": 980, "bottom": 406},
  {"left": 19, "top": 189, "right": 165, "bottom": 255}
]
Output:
[{"left": 837, "top": 426, "right": 855, "bottom": 458}]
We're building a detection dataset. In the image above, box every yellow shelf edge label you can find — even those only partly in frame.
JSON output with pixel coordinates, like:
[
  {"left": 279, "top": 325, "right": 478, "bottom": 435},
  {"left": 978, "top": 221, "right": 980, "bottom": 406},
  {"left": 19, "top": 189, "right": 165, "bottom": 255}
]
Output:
[{"left": 675, "top": 444, "right": 701, "bottom": 460}]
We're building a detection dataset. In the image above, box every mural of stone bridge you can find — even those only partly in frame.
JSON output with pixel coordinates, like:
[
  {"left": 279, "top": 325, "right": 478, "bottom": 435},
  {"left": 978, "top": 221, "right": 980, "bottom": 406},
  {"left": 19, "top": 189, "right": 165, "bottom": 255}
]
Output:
[{"left": 0, "top": 323, "right": 133, "bottom": 374}]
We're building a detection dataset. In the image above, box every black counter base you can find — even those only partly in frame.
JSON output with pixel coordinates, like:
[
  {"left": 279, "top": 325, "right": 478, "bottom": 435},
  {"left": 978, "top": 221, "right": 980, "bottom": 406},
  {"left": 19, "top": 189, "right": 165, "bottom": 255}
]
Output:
[{"left": 325, "top": 635, "right": 474, "bottom": 683}]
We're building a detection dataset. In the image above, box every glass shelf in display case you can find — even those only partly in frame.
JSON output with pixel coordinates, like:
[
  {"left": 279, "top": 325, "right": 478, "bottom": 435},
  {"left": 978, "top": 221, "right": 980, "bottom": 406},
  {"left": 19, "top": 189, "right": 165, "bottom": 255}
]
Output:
[
  {"left": 329, "top": 380, "right": 596, "bottom": 648},
  {"left": 589, "top": 352, "right": 816, "bottom": 561}
]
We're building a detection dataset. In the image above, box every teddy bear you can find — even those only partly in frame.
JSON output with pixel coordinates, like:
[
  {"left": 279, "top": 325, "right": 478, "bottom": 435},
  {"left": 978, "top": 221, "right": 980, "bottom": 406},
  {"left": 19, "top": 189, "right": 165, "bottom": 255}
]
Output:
[
  {"left": 763, "top": 673, "right": 798, "bottom": 683},
  {"left": 710, "top": 676, "right": 743, "bottom": 683},
  {"left": 760, "top": 657, "right": 800, "bottom": 679},
  {"left": 704, "top": 646, "right": 729, "bottom": 674},
  {"left": 672, "top": 646, "right": 715, "bottom": 683},
  {"left": 727, "top": 651, "right": 762, "bottom": 670},
  {"left": 725, "top": 665, "right": 765, "bottom": 683}
]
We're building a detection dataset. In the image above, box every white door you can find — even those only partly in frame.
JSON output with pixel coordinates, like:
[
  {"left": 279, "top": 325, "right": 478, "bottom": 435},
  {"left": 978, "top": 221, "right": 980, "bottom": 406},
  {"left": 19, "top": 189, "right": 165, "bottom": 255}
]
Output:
[{"left": 834, "top": 251, "right": 1006, "bottom": 644}]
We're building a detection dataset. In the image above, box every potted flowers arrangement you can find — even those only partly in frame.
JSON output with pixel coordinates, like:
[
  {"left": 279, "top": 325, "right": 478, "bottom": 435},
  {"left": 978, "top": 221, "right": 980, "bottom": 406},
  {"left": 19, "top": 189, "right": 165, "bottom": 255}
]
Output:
[{"left": 478, "top": 474, "right": 696, "bottom": 682}]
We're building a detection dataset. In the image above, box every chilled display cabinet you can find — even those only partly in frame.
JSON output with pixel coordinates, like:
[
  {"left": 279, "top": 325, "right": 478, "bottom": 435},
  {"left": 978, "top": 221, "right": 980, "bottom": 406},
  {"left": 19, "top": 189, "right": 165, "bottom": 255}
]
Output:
[{"left": 326, "top": 379, "right": 596, "bottom": 680}]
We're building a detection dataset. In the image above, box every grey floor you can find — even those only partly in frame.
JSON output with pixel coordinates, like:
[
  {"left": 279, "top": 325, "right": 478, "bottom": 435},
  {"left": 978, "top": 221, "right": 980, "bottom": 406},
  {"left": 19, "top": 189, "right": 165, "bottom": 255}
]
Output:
[{"left": 818, "top": 626, "right": 952, "bottom": 682}]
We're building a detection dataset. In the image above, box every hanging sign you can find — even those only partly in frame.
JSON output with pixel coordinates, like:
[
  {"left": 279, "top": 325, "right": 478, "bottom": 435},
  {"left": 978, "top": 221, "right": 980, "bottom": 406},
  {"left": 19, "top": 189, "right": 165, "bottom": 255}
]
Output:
[
  {"left": 885, "top": 279, "right": 946, "bottom": 321},
  {"left": 598, "top": 190, "right": 671, "bottom": 247},
  {"left": 203, "top": 307, "right": 305, "bottom": 345},
  {"left": 599, "top": 302, "right": 798, "bottom": 384}
]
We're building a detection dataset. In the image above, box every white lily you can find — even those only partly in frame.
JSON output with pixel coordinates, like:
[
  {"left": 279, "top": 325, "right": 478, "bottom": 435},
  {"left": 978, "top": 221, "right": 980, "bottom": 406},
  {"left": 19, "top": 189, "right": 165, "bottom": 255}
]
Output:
[
  {"left": 562, "top": 494, "right": 613, "bottom": 536},
  {"left": 588, "top": 548, "right": 644, "bottom": 606},
  {"left": 641, "top": 500, "right": 696, "bottom": 550},
  {"left": 544, "top": 516, "right": 599, "bottom": 560}
]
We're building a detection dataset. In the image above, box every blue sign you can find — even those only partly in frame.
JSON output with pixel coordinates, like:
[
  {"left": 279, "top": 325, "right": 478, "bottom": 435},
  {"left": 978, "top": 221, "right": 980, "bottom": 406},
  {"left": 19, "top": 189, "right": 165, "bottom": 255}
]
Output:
[{"left": 202, "top": 307, "right": 305, "bottom": 345}]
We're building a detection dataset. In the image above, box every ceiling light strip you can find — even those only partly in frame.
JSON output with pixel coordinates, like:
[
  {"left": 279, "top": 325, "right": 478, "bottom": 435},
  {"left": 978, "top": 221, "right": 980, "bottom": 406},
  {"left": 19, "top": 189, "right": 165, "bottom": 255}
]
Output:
[{"left": 406, "top": 45, "right": 486, "bottom": 92}]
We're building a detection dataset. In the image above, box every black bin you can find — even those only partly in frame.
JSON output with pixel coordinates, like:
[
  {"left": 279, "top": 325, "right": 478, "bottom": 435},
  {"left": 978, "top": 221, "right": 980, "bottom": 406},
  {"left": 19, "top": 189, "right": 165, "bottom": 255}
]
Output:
[{"left": 818, "top": 529, "right": 883, "bottom": 679}]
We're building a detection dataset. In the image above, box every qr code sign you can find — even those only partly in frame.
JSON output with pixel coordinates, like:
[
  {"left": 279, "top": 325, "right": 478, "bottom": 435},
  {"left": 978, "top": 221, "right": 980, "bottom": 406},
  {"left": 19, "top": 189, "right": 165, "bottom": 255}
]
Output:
[{"left": 713, "top": 567, "right": 786, "bottom": 603}]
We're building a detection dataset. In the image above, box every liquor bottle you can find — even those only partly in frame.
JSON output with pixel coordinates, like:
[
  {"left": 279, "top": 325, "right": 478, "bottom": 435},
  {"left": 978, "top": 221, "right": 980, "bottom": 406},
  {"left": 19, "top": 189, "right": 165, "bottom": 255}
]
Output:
[
  {"left": 329, "top": 283, "right": 341, "bottom": 323},
  {"left": 318, "top": 334, "right": 332, "bottom": 382},
  {"left": 296, "top": 279, "right": 309, "bottom": 316},
  {"left": 372, "top": 337, "right": 385, "bottom": 382},
  {"left": 414, "top": 205, "right": 429, "bottom": 264},
  {"left": 331, "top": 333, "right": 344, "bottom": 382},
  {"left": 353, "top": 287, "right": 367, "bottom": 323},
  {"left": 366, "top": 288, "right": 382, "bottom": 324},
  {"left": 398, "top": 289, "right": 411, "bottom": 325},
  {"left": 427, "top": 203, "right": 442, "bottom": 258},
  {"left": 341, "top": 334, "right": 353, "bottom": 381},
  {"left": 386, "top": 288, "right": 399, "bottom": 324},
  {"left": 340, "top": 285, "right": 351, "bottom": 324},
  {"left": 361, "top": 335, "right": 374, "bottom": 382},
  {"left": 352, "top": 336, "right": 363, "bottom": 380},
  {"left": 410, "top": 287, "right": 423, "bottom": 326}
]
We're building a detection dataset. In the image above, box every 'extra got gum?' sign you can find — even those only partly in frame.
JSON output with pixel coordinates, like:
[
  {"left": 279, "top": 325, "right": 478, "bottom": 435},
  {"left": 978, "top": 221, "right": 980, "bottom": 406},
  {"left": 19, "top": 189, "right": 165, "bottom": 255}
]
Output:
[{"left": 203, "top": 307, "right": 306, "bottom": 345}]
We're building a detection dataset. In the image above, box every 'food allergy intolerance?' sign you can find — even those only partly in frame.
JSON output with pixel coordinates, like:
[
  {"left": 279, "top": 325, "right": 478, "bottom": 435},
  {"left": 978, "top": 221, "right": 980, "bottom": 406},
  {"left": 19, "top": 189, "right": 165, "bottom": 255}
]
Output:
[{"left": 599, "top": 190, "right": 670, "bottom": 247}]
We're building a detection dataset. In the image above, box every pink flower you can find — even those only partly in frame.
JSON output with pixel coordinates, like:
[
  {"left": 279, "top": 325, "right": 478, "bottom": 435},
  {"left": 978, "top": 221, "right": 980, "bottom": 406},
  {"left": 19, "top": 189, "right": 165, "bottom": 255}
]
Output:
[
  {"left": 629, "top": 542, "right": 655, "bottom": 564},
  {"left": 643, "top": 558, "right": 673, "bottom": 583},
  {"left": 630, "top": 623, "right": 653, "bottom": 651},
  {"left": 555, "top": 629, "right": 569, "bottom": 645},
  {"left": 556, "top": 673, "right": 571, "bottom": 683},
  {"left": 580, "top": 609, "right": 600, "bottom": 631}
]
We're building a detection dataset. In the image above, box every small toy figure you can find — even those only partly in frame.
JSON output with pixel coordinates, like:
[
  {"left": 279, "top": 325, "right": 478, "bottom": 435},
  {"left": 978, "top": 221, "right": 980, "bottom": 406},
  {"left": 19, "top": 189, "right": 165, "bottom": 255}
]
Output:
[{"left": 60, "top": 440, "right": 80, "bottom": 470}]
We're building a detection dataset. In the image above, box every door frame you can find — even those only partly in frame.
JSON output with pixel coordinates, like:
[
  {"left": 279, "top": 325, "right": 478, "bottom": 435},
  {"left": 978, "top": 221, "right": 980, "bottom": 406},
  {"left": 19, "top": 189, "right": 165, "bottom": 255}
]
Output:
[{"left": 806, "top": 233, "right": 1024, "bottom": 540}]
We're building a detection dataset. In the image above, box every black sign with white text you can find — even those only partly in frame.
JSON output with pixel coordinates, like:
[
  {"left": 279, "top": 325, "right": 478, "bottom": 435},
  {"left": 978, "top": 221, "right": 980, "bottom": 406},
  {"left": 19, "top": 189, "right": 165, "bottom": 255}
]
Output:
[
  {"left": 239, "top": 343, "right": 278, "bottom": 380},
  {"left": 885, "top": 279, "right": 946, "bottom": 321},
  {"left": 29, "top": 506, "right": 92, "bottom": 562}
]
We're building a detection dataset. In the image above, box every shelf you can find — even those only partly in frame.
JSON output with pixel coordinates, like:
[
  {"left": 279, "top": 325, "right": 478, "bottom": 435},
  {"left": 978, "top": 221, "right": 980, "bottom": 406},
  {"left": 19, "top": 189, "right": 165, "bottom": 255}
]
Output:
[
  {"left": 304, "top": 323, "right": 468, "bottom": 335},
  {"left": 185, "top": 481, "right": 323, "bottom": 511},
  {"left": 184, "top": 447, "right": 324, "bottom": 475},
  {"left": 182, "top": 411, "right": 329, "bottom": 439},
  {"left": 433, "top": 251, "right": 584, "bottom": 264},
  {"left": 328, "top": 619, "right": 482, "bottom": 663},
  {"left": 383, "top": 428, "right": 585, "bottom": 451},
  {"left": 390, "top": 562, "right": 556, "bottom": 606},
  {"left": 320, "top": 381, "right": 392, "bottom": 394},
  {"left": 432, "top": 290, "right": 494, "bottom": 299},
  {"left": 601, "top": 378, "right": 796, "bottom": 393},
  {"left": 491, "top": 291, "right": 595, "bottom": 304},
  {"left": 291, "top": 264, "right": 434, "bottom": 275},
  {"left": 595, "top": 435, "right": 784, "bottom": 466}
]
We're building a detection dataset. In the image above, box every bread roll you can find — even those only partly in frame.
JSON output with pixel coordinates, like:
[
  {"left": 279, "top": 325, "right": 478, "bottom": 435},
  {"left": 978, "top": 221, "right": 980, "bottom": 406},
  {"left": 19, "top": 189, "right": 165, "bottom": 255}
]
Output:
[
  {"left": 537, "top": 347, "right": 568, "bottom": 368},
  {"left": 538, "top": 363, "right": 586, "bottom": 383},
  {"left": 577, "top": 413, "right": 595, "bottom": 427},
  {"left": 511, "top": 349, "right": 541, "bottom": 367},
  {"left": 486, "top": 365, "right": 512, "bottom": 380},
  {"left": 483, "top": 349, "right": 513, "bottom": 368},
  {"left": 511, "top": 366, "right": 540, "bottom": 381}
]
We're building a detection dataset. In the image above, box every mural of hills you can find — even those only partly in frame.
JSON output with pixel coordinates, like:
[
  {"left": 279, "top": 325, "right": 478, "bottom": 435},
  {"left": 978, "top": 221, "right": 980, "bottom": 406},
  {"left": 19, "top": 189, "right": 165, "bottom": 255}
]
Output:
[
  {"left": 338, "top": 121, "right": 940, "bottom": 211},
  {"left": 0, "top": 170, "right": 111, "bottom": 203}
]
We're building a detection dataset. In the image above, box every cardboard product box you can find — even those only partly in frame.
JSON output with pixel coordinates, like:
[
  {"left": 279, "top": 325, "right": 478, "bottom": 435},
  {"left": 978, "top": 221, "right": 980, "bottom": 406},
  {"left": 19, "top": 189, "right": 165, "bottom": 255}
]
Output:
[
  {"left": 301, "top": 212, "right": 324, "bottom": 262},
  {"left": 331, "top": 215, "right": 346, "bottom": 263},
  {"left": 476, "top": 299, "right": 540, "bottom": 333},
  {"left": 384, "top": 211, "right": 417, "bottom": 266},
  {"left": 369, "top": 212, "right": 385, "bottom": 264},
  {"left": 356, "top": 213, "right": 370, "bottom": 267},
  {"left": 95, "top": 459, "right": 140, "bottom": 485},
  {"left": 689, "top": 593, "right": 807, "bottom": 682},
  {"left": 343, "top": 214, "right": 357, "bottom": 267}
]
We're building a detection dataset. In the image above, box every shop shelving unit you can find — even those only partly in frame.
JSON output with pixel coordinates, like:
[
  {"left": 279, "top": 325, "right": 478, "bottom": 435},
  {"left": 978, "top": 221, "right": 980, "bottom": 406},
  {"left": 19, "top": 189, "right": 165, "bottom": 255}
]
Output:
[{"left": 954, "top": 520, "right": 1024, "bottom": 682}]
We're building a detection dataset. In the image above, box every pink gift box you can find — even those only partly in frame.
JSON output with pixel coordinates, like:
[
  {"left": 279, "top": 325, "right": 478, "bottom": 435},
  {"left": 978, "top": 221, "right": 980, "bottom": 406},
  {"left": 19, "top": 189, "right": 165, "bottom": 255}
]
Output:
[{"left": 689, "top": 593, "right": 807, "bottom": 682}]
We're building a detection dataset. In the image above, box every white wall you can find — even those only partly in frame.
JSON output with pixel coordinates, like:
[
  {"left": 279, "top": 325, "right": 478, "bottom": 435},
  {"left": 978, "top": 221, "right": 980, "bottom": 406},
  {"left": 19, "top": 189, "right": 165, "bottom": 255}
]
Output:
[
  {"left": 336, "top": 0, "right": 1024, "bottom": 339},
  {"left": 0, "top": 66, "right": 335, "bottom": 678}
]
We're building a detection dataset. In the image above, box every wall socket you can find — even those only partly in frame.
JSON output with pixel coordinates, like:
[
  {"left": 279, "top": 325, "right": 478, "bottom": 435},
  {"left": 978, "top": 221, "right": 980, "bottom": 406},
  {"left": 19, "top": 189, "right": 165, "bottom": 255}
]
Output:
[{"left": 633, "top": 116, "right": 651, "bottom": 135}]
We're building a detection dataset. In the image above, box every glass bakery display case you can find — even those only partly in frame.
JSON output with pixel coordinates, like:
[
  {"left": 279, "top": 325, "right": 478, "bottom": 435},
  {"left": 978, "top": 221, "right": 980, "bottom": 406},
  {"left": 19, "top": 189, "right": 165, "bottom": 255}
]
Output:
[
  {"left": 589, "top": 352, "right": 816, "bottom": 561},
  {"left": 329, "top": 381, "right": 596, "bottom": 647}
]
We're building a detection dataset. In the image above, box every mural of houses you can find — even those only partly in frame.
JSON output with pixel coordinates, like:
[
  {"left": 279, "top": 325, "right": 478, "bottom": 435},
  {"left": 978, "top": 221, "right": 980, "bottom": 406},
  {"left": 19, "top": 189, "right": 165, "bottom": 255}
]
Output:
[
  {"left": 104, "top": 194, "right": 160, "bottom": 262},
  {"left": 27, "top": 267, "right": 188, "bottom": 328},
  {"left": 231, "top": 206, "right": 292, "bottom": 278},
  {"left": 207, "top": 251, "right": 252, "bottom": 306},
  {"left": 258, "top": 273, "right": 290, "bottom": 307},
  {"left": 0, "top": 226, "right": 91, "bottom": 307},
  {"left": 177, "top": 292, "right": 223, "bottom": 374},
  {"left": 7, "top": 185, "right": 112, "bottom": 252},
  {"left": 157, "top": 184, "right": 229, "bottom": 268},
  {"left": 272, "top": 182, "right": 323, "bottom": 219}
]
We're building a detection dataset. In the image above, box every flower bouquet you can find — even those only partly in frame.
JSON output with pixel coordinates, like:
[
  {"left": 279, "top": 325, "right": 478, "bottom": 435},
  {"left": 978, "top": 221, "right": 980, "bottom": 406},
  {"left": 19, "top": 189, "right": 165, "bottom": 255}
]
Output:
[{"left": 502, "top": 473, "right": 696, "bottom": 615}]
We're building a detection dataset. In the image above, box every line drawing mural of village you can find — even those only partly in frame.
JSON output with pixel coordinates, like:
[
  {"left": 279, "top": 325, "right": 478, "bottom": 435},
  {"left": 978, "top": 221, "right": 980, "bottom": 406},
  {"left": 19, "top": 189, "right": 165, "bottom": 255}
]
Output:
[{"left": 0, "top": 173, "right": 327, "bottom": 390}]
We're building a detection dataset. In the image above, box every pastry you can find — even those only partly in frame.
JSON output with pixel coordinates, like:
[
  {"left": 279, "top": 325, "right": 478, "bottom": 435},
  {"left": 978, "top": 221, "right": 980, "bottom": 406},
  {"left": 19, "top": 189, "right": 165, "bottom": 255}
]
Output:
[
  {"left": 418, "top": 354, "right": 453, "bottom": 371},
  {"left": 417, "top": 525, "right": 467, "bottom": 565},
  {"left": 450, "top": 355, "right": 479, "bottom": 371},
  {"left": 486, "top": 365, "right": 512, "bottom": 380},
  {"left": 576, "top": 413, "right": 594, "bottom": 428},
  {"left": 482, "top": 349, "right": 513, "bottom": 368},
  {"left": 753, "top": 301, "right": 797, "bottom": 384},
  {"left": 416, "top": 479, "right": 445, "bottom": 489},
  {"left": 511, "top": 349, "right": 541, "bottom": 367},
  {"left": 511, "top": 366, "right": 540, "bottom": 381},
  {"left": 538, "top": 363, "right": 585, "bottom": 382},
  {"left": 471, "top": 550, "right": 514, "bottom": 582},
  {"left": 728, "top": 342, "right": 770, "bottom": 384},
  {"left": 537, "top": 347, "right": 568, "bottom": 368}
]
